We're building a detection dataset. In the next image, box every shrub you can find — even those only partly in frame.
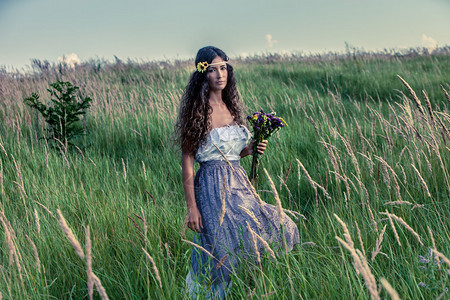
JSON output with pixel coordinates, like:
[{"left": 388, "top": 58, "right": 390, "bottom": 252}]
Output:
[{"left": 24, "top": 80, "right": 92, "bottom": 147}]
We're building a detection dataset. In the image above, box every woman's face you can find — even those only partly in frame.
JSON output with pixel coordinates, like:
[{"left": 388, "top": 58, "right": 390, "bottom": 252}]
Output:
[{"left": 206, "top": 56, "right": 228, "bottom": 91}]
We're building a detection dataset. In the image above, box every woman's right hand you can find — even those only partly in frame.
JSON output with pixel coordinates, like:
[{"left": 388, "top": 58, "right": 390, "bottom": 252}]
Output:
[{"left": 188, "top": 206, "right": 203, "bottom": 233}]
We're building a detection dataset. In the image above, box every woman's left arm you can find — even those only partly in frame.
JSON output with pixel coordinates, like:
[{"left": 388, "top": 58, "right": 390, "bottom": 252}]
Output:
[{"left": 240, "top": 139, "right": 268, "bottom": 158}]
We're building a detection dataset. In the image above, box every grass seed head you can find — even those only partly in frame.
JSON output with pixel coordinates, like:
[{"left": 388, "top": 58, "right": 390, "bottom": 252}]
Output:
[
  {"left": 383, "top": 210, "right": 402, "bottom": 246},
  {"left": 411, "top": 164, "right": 432, "bottom": 198},
  {"left": 355, "top": 221, "right": 365, "bottom": 257},
  {"left": 142, "top": 248, "right": 162, "bottom": 288},
  {"left": 239, "top": 205, "right": 261, "bottom": 228},
  {"left": 380, "top": 278, "right": 400, "bottom": 300},
  {"left": 219, "top": 178, "right": 227, "bottom": 226},
  {"left": 92, "top": 273, "right": 110, "bottom": 300},
  {"left": 264, "top": 168, "right": 284, "bottom": 225},
  {"left": 26, "top": 234, "right": 41, "bottom": 273},
  {"left": 397, "top": 75, "right": 426, "bottom": 116},
  {"left": 216, "top": 254, "right": 229, "bottom": 269},
  {"left": 381, "top": 211, "right": 423, "bottom": 246},
  {"left": 34, "top": 208, "right": 40, "bottom": 235},
  {"left": 0, "top": 213, "right": 15, "bottom": 266},
  {"left": 57, "top": 209, "right": 85, "bottom": 260},
  {"left": 86, "top": 226, "right": 93, "bottom": 300},
  {"left": 246, "top": 222, "right": 260, "bottom": 264},
  {"left": 371, "top": 225, "right": 387, "bottom": 262},
  {"left": 334, "top": 214, "right": 354, "bottom": 249}
]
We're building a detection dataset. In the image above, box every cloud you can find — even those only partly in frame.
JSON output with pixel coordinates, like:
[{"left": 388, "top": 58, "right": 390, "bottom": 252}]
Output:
[
  {"left": 57, "top": 53, "right": 81, "bottom": 68},
  {"left": 265, "top": 34, "right": 277, "bottom": 48},
  {"left": 240, "top": 52, "right": 249, "bottom": 59},
  {"left": 421, "top": 34, "right": 437, "bottom": 52}
]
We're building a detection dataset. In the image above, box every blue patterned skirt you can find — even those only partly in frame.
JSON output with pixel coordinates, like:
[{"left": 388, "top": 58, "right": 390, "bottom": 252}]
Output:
[{"left": 186, "top": 160, "right": 300, "bottom": 299}]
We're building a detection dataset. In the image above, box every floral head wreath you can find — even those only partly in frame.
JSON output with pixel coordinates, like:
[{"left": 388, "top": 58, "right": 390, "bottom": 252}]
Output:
[{"left": 196, "top": 60, "right": 229, "bottom": 73}]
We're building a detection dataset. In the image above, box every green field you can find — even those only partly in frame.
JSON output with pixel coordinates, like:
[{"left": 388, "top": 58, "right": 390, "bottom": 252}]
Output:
[{"left": 0, "top": 48, "right": 449, "bottom": 299}]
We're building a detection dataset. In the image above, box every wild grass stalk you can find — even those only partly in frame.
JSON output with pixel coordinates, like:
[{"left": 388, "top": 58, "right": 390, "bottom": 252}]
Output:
[
  {"left": 57, "top": 209, "right": 85, "bottom": 259},
  {"left": 86, "top": 226, "right": 93, "bottom": 300},
  {"left": 371, "top": 225, "right": 387, "bottom": 262},
  {"left": 246, "top": 222, "right": 261, "bottom": 264},
  {"left": 33, "top": 209, "right": 40, "bottom": 235},
  {"left": 0, "top": 159, "right": 3, "bottom": 195},
  {"left": 374, "top": 156, "right": 401, "bottom": 200},
  {"left": 431, "top": 249, "right": 450, "bottom": 274},
  {"left": 334, "top": 214, "right": 354, "bottom": 249},
  {"left": 335, "top": 236, "right": 380, "bottom": 300},
  {"left": 219, "top": 178, "right": 227, "bottom": 227},
  {"left": 91, "top": 273, "right": 109, "bottom": 300},
  {"left": 0, "top": 49, "right": 448, "bottom": 299},
  {"left": 142, "top": 248, "right": 162, "bottom": 288},
  {"left": 34, "top": 201, "right": 54, "bottom": 218},
  {"left": 379, "top": 278, "right": 400, "bottom": 300},
  {"left": 383, "top": 210, "right": 401, "bottom": 247},
  {"left": 0, "top": 212, "right": 16, "bottom": 267},
  {"left": 397, "top": 75, "right": 426, "bottom": 117},
  {"left": 355, "top": 221, "right": 365, "bottom": 257},
  {"left": 181, "top": 239, "right": 215, "bottom": 260},
  {"left": 239, "top": 205, "right": 261, "bottom": 228},
  {"left": 380, "top": 211, "right": 424, "bottom": 246},
  {"left": 264, "top": 168, "right": 284, "bottom": 226},
  {"left": 410, "top": 164, "right": 432, "bottom": 198}
]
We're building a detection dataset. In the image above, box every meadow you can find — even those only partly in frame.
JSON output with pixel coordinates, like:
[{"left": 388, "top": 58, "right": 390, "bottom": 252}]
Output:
[{"left": 0, "top": 47, "right": 449, "bottom": 299}]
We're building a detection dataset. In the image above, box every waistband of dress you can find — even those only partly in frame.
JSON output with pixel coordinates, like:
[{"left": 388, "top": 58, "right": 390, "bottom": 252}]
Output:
[{"left": 198, "top": 159, "right": 240, "bottom": 168}]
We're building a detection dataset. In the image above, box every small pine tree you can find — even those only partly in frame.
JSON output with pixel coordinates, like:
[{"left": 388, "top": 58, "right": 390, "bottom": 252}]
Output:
[{"left": 24, "top": 80, "right": 92, "bottom": 147}]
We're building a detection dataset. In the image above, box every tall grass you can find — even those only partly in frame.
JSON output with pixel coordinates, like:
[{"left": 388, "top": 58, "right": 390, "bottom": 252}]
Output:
[{"left": 0, "top": 47, "right": 449, "bottom": 299}]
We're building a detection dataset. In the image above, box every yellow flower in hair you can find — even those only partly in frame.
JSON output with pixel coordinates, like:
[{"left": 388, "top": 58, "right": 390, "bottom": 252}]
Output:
[{"left": 197, "top": 61, "right": 209, "bottom": 73}]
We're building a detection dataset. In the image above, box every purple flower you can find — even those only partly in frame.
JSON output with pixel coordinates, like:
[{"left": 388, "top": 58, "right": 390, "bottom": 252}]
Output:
[
  {"left": 418, "top": 255, "right": 430, "bottom": 264},
  {"left": 247, "top": 109, "right": 287, "bottom": 141},
  {"left": 418, "top": 282, "right": 428, "bottom": 288}
]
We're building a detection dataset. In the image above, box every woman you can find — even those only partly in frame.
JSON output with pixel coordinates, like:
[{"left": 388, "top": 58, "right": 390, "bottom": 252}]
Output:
[{"left": 175, "top": 46, "right": 299, "bottom": 299}]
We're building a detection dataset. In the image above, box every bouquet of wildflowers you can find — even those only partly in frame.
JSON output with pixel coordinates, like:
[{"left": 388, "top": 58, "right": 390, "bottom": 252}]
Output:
[{"left": 247, "top": 110, "right": 288, "bottom": 182}]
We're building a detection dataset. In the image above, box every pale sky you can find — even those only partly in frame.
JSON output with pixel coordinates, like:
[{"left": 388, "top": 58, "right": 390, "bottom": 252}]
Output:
[{"left": 0, "top": 0, "right": 449, "bottom": 70}]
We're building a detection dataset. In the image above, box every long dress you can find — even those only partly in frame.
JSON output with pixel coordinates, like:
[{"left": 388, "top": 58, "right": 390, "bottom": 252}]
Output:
[{"left": 185, "top": 124, "right": 300, "bottom": 299}]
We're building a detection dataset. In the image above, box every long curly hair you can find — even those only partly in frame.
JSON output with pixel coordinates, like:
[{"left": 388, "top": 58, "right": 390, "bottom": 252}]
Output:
[{"left": 175, "top": 46, "right": 244, "bottom": 156}]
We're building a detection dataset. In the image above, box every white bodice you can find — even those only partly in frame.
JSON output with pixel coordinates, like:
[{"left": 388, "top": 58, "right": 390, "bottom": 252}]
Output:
[{"left": 195, "top": 125, "right": 251, "bottom": 163}]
